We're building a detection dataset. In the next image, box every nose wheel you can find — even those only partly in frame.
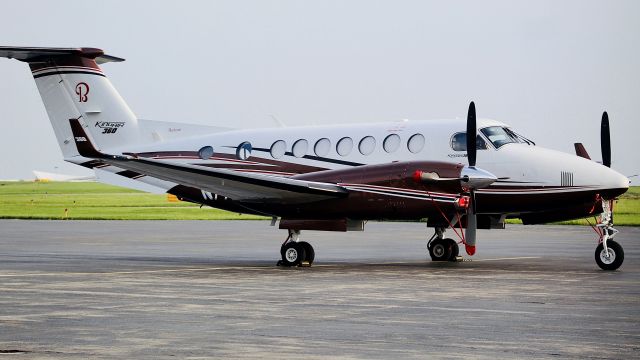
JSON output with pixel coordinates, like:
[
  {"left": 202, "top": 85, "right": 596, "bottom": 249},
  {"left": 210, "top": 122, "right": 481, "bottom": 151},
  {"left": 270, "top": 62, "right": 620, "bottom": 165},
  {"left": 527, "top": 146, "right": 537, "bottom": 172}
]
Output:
[
  {"left": 592, "top": 199, "right": 624, "bottom": 271},
  {"left": 595, "top": 240, "right": 624, "bottom": 271}
]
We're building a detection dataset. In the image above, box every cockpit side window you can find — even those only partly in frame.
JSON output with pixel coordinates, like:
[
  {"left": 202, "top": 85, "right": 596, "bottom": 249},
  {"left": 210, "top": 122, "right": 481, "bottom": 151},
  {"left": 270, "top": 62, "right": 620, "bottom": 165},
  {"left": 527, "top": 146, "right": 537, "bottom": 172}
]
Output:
[{"left": 450, "top": 133, "right": 488, "bottom": 151}]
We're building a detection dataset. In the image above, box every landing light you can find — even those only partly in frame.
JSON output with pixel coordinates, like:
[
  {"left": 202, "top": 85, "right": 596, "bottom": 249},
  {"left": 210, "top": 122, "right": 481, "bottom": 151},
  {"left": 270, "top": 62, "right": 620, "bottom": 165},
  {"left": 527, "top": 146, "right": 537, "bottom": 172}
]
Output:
[{"left": 455, "top": 196, "right": 470, "bottom": 210}]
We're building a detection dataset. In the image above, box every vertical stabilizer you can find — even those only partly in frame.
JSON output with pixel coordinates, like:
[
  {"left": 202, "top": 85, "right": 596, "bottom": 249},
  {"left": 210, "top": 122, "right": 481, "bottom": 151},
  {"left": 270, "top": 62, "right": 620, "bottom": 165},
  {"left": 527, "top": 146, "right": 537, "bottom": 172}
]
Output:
[{"left": 0, "top": 47, "right": 140, "bottom": 157}]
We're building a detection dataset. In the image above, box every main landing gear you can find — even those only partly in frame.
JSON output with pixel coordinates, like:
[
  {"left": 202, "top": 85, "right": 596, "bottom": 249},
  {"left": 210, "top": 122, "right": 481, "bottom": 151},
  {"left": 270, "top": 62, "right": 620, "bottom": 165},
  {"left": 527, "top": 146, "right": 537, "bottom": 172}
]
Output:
[
  {"left": 427, "top": 227, "right": 460, "bottom": 262},
  {"left": 593, "top": 200, "right": 624, "bottom": 271},
  {"left": 277, "top": 229, "right": 315, "bottom": 267}
]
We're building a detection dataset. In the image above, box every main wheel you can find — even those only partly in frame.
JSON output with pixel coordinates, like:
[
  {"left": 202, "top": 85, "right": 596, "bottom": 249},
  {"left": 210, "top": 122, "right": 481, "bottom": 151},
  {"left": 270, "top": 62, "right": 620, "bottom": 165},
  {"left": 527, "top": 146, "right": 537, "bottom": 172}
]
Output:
[
  {"left": 280, "top": 242, "right": 306, "bottom": 267},
  {"left": 298, "top": 241, "right": 315, "bottom": 265},
  {"left": 595, "top": 240, "right": 624, "bottom": 271},
  {"left": 429, "top": 238, "right": 452, "bottom": 261},
  {"left": 446, "top": 238, "right": 459, "bottom": 261}
]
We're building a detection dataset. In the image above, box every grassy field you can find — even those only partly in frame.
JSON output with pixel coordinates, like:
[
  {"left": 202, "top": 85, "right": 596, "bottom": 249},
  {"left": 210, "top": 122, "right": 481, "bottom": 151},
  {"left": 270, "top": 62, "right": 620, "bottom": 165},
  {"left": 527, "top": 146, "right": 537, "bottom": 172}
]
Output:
[
  {"left": 0, "top": 181, "right": 638, "bottom": 225},
  {"left": 503, "top": 186, "right": 640, "bottom": 226},
  {"left": 0, "top": 181, "right": 265, "bottom": 220},
  {"left": 552, "top": 186, "right": 640, "bottom": 226}
]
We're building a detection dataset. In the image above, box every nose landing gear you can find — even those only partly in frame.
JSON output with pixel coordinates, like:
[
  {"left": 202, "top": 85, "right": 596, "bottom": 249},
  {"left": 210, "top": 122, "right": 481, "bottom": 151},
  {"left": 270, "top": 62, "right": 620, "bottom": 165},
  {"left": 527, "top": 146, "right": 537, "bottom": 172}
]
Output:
[{"left": 592, "top": 199, "right": 624, "bottom": 271}]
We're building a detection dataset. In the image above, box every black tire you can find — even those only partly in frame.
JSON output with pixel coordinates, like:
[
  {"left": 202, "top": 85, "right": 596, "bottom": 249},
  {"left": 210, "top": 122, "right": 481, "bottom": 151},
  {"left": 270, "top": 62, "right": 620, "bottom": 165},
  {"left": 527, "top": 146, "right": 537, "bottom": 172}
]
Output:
[
  {"left": 429, "top": 238, "right": 452, "bottom": 261},
  {"left": 298, "top": 241, "right": 315, "bottom": 265},
  {"left": 595, "top": 240, "right": 624, "bottom": 271},
  {"left": 446, "top": 238, "right": 459, "bottom": 261},
  {"left": 280, "top": 242, "right": 306, "bottom": 267}
]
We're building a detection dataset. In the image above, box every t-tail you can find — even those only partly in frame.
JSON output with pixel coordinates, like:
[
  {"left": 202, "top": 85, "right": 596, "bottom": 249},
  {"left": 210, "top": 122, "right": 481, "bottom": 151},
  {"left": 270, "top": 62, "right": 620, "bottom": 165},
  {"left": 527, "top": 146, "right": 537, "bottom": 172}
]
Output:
[{"left": 0, "top": 46, "right": 139, "bottom": 158}]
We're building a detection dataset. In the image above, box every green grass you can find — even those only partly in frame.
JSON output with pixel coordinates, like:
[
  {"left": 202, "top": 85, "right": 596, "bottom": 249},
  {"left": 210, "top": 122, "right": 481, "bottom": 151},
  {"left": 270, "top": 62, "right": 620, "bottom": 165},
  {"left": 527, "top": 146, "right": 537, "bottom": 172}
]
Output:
[
  {"left": 0, "top": 181, "right": 266, "bottom": 220},
  {"left": 0, "top": 181, "right": 638, "bottom": 224},
  {"left": 553, "top": 186, "right": 640, "bottom": 226}
]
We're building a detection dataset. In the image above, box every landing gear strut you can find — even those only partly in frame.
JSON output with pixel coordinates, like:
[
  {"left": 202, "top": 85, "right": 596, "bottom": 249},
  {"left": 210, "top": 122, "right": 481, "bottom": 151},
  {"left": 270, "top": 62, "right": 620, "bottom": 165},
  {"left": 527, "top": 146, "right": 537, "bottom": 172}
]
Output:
[
  {"left": 593, "top": 200, "right": 624, "bottom": 271},
  {"left": 277, "top": 229, "right": 315, "bottom": 267},
  {"left": 427, "top": 227, "right": 460, "bottom": 262}
]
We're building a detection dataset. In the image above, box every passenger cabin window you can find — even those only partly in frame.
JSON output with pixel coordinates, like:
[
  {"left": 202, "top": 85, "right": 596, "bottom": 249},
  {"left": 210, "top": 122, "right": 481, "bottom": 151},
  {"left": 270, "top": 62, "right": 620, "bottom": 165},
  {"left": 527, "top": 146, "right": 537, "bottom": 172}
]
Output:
[
  {"left": 314, "top": 138, "right": 331, "bottom": 157},
  {"left": 292, "top": 139, "right": 308, "bottom": 158},
  {"left": 236, "top": 141, "right": 253, "bottom": 160},
  {"left": 451, "top": 133, "right": 488, "bottom": 151},
  {"left": 336, "top": 137, "right": 353, "bottom": 156},
  {"left": 480, "top": 126, "right": 518, "bottom": 148},
  {"left": 407, "top": 133, "right": 425, "bottom": 153},
  {"left": 270, "top": 140, "right": 286, "bottom": 159},
  {"left": 198, "top": 146, "right": 214, "bottom": 160},
  {"left": 383, "top": 134, "right": 401, "bottom": 153},
  {"left": 358, "top": 136, "right": 376, "bottom": 155}
]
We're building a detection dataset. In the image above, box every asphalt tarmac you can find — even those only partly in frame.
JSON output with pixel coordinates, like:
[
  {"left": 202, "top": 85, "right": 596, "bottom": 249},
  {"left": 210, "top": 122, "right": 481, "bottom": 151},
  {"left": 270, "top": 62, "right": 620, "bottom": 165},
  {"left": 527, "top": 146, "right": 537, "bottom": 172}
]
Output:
[{"left": 0, "top": 220, "right": 639, "bottom": 359}]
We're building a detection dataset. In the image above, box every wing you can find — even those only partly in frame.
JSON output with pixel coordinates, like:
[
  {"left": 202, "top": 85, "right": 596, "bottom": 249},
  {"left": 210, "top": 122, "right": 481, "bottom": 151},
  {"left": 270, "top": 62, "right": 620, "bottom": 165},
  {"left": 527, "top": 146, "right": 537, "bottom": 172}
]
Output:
[{"left": 69, "top": 119, "right": 347, "bottom": 204}]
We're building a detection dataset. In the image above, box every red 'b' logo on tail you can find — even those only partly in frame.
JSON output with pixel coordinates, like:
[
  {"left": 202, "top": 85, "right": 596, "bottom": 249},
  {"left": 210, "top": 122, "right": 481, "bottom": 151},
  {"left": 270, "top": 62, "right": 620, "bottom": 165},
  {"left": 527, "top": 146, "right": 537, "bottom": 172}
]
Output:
[{"left": 75, "top": 82, "right": 89, "bottom": 102}]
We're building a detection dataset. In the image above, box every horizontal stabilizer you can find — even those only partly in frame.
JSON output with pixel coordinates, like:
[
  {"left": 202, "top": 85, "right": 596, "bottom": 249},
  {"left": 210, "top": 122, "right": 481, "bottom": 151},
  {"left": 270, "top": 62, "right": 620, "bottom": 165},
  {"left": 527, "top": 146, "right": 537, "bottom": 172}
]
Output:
[{"left": 0, "top": 46, "right": 124, "bottom": 64}]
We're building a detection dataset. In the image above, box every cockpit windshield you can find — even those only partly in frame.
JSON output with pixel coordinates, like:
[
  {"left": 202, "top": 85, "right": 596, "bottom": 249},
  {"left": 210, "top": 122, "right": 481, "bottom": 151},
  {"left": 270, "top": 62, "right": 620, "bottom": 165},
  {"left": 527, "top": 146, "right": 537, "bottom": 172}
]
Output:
[
  {"left": 480, "top": 126, "right": 535, "bottom": 148},
  {"left": 505, "top": 128, "right": 536, "bottom": 145},
  {"left": 450, "top": 133, "right": 488, "bottom": 151}
]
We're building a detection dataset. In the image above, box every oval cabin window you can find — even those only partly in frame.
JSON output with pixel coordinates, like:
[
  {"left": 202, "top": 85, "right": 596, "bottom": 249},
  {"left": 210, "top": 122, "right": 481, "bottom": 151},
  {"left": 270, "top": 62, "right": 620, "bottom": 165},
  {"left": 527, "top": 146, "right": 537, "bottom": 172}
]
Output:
[
  {"left": 336, "top": 137, "right": 354, "bottom": 156},
  {"left": 383, "top": 134, "right": 401, "bottom": 153},
  {"left": 407, "top": 134, "right": 425, "bottom": 153},
  {"left": 358, "top": 136, "right": 376, "bottom": 155},
  {"left": 270, "top": 140, "right": 286, "bottom": 159},
  {"left": 314, "top": 138, "right": 331, "bottom": 157},
  {"left": 236, "top": 141, "right": 253, "bottom": 160},
  {"left": 292, "top": 139, "right": 308, "bottom": 158},
  {"left": 198, "top": 146, "right": 214, "bottom": 160}
]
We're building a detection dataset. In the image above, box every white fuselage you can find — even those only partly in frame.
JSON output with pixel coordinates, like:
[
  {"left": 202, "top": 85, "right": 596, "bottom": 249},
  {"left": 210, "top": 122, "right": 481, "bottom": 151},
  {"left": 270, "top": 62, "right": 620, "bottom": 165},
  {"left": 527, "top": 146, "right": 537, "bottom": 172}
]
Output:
[{"left": 95, "top": 118, "right": 628, "bottom": 199}]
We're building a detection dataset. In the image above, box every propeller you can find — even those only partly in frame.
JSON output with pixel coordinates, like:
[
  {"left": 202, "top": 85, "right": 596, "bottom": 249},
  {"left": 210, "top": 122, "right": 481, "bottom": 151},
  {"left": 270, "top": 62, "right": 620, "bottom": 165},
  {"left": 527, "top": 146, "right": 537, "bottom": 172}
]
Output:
[
  {"left": 413, "top": 101, "right": 497, "bottom": 256},
  {"left": 464, "top": 102, "right": 478, "bottom": 255},
  {"left": 601, "top": 111, "right": 611, "bottom": 168},
  {"left": 466, "top": 102, "right": 477, "bottom": 167}
]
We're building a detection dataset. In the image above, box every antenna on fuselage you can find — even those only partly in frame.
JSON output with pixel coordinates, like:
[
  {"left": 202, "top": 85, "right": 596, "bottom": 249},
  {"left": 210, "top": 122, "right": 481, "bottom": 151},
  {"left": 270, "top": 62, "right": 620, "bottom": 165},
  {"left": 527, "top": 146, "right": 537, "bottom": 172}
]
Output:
[{"left": 270, "top": 114, "right": 287, "bottom": 128}]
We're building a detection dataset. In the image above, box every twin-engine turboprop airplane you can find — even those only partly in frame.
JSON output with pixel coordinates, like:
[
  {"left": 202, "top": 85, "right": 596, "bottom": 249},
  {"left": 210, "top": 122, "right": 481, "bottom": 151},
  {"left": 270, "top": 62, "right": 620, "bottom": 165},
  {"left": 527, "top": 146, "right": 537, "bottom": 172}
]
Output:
[{"left": 0, "top": 46, "right": 630, "bottom": 270}]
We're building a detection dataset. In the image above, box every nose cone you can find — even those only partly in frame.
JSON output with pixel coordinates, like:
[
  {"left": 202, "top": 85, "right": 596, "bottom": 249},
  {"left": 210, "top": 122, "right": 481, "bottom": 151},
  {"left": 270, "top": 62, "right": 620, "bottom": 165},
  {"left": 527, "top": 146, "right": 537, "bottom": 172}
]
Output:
[
  {"left": 461, "top": 166, "right": 498, "bottom": 189},
  {"left": 601, "top": 166, "right": 629, "bottom": 199}
]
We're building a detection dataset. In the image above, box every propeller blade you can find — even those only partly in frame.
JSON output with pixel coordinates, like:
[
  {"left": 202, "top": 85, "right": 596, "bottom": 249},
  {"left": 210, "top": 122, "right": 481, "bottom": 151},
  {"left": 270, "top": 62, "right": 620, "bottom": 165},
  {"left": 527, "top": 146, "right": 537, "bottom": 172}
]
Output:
[
  {"left": 466, "top": 102, "right": 477, "bottom": 167},
  {"left": 465, "top": 190, "right": 477, "bottom": 256},
  {"left": 601, "top": 112, "right": 611, "bottom": 167}
]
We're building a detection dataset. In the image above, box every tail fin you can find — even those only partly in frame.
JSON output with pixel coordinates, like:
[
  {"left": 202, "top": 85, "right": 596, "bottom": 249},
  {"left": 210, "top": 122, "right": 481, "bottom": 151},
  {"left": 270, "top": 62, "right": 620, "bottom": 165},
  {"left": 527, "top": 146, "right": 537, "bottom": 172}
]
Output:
[
  {"left": 0, "top": 46, "right": 140, "bottom": 158},
  {"left": 574, "top": 142, "right": 592, "bottom": 160}
]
